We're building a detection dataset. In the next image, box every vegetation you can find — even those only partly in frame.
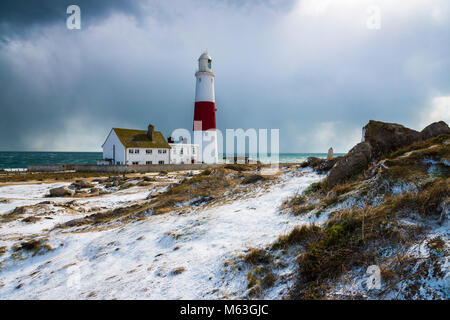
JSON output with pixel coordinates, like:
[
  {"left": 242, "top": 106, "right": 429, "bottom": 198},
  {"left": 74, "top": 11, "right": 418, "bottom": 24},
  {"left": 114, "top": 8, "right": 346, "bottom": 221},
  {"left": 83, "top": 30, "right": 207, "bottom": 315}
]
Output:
[{"left": 12, "top": 239, "right": 53, "bottom": 258}]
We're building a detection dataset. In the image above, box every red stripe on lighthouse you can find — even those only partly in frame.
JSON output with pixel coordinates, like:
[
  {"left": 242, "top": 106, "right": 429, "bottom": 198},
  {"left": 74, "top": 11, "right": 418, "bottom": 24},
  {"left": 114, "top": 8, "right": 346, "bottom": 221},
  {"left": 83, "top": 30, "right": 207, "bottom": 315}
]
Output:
[{"left": 193, "top": 101, "right": 216, "bottom": 131}]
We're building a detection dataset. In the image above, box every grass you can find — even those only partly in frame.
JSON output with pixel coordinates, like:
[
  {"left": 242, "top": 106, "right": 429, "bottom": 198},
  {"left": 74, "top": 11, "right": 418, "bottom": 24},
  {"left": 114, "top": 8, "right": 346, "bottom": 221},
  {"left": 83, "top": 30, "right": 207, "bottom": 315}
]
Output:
[
  {"left": 12, "top": 239, "right": 54, "bottom": 258},
  {"left": 304, "top": 182, "right": 325, "bottom": 195},
  {"left": 242, "top": 248, "right": 272, "bottom": 264},
  {"left": 288, "top": 176, "right": 449, "bottom": 299},
  {"left": 272, "top": 225, "right": 321, "bottom": 250},
  {"left": 386, "top": 134, "right": 450, "bottom": 159},
  {"left": 170, "top": 267, "right": 185, "bottom": 275}
]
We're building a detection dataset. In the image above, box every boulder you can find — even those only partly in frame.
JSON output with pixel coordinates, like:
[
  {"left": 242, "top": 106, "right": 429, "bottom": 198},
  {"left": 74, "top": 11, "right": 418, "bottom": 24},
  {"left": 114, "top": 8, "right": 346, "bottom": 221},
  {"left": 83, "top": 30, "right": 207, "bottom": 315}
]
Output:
[
  {"left": 304, "top": 156, "right": 338, "bottom": 173},
  {"left": 421, "top": 121, "right": 450, "bottom": 140},
  {"left": 48, "top": 186, "right": 74, "bottom": 197},
  {"left": 362, "top": 120, "right": 421, "bottom": 159},
  {"left": 326, "top": 142, "right": 372, "bottom": 187},
  {"left": 70, "top": 179, "right": 93, "bottom": 189}
]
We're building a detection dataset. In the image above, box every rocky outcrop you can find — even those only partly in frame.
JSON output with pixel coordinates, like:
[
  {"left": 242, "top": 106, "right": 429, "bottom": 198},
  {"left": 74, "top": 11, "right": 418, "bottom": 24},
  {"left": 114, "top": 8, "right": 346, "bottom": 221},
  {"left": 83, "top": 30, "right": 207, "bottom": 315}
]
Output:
[
  {"left": 304, "top": 157, "right": 338, "bottom": 174},
  {"left": 48, "top": 187, "right": 74, "bottom": 197},
  {"left": 421, "top": 121, "right": 450, "bottom": 140},
  {"left": 325, "top": 120, "right": 449, "bottom": 187},
  {"left": 326, "top": 142, "right": 372, "bottom": 187},
  {"left": 70, "top": 180, "right": 94, "bottom": 189},
  {"left": 362, "top": 120, "right": 422, "bottom": 159}
]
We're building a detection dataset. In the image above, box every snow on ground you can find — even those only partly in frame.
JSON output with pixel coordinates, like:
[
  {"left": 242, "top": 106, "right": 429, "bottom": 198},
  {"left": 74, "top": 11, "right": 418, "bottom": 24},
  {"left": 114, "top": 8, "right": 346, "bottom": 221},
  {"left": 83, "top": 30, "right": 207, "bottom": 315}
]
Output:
[
  {"left": 0, "top": 182, "right": 70, "bottom": 215},
  {"left": 0, "top": 169, "right": 323, "bottom": 299}
]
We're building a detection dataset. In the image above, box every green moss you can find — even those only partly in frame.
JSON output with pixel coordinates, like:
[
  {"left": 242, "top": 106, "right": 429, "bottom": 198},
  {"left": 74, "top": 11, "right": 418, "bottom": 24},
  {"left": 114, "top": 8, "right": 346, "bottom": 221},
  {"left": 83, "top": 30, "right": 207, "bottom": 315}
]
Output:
[
  {"left": 304, "top": 182, "right": 325, "bottom": 195},
  {"left": 243, "top": 248, "right": 272, "bottom": 265},
  {"left": 272, "top": 225, "right": 320, "bottom": 250}
]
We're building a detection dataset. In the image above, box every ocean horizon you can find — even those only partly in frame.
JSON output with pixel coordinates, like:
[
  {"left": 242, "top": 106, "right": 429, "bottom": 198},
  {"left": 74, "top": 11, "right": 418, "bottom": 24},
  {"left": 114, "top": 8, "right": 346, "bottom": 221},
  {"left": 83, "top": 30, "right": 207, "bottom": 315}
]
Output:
[{"left": 0, "top": 151, "right": 346, "bottom": 169}]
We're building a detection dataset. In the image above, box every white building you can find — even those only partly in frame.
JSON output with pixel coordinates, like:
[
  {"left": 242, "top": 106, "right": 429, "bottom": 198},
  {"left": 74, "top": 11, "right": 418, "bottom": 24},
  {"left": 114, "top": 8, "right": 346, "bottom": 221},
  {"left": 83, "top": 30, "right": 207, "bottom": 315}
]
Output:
[
  {"left": 101, "top": 124, "right": 171, "bottom": 165},
  {"left": 169, "top": 138, "right": 199, "bottom": 164}
]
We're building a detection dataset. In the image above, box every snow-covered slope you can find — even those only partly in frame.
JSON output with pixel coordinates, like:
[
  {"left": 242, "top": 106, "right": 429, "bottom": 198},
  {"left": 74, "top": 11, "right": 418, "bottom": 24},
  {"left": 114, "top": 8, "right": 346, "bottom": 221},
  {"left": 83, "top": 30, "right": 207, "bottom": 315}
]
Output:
[{"left": 0, "top": 169, "right": 322, "bottom": 299}]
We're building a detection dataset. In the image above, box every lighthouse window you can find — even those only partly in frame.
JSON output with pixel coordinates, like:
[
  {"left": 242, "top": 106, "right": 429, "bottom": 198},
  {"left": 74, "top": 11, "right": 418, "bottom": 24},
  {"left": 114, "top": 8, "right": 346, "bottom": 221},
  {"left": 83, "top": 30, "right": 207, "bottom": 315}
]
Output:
[{"left": 208, "top": 59, "right": 211, "bottom": 69}]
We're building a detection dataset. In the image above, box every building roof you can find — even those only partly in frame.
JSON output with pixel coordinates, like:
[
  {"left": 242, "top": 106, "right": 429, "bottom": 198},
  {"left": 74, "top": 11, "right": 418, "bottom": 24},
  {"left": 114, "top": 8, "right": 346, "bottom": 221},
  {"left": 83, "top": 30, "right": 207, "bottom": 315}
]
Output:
[{"left": 113, "top": 128, "right": 171, "bottom": 149}]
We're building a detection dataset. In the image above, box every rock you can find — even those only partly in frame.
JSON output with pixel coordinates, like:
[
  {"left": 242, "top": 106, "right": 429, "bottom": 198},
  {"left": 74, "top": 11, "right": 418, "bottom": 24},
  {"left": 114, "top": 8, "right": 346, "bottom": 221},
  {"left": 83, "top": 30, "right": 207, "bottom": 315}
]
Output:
[
  {"left": 241, "top": 174, "right": 264, "bottom": 184},
  {"left": 362, "top": 120, "right": 422, "bottom": 159},
  {"left": 70, "top": 180, "right": 94, "bottom": 189},
  {"left": 304, "top": 157, "right": 338, "bottom": 173},
  {"left": 326, "top": 142, "right": 372, "bottom": 187},
  {"left": 327, "top": 147, "right": 334, "bottom": 160},
  {"left": 306, "top": 157, "right": 323, "bottom": 168},
  {"left": 48, "top": 187, "right": 74, "bottom": 197},
  {"left": 89, "top": 187, "right": 101, "bottom": 194},
  {"left": 119, "top": 181, "right": 135, "bottom": 190},
  {"left": 421, "top": 121, "right": 450, "bottom": 140}
]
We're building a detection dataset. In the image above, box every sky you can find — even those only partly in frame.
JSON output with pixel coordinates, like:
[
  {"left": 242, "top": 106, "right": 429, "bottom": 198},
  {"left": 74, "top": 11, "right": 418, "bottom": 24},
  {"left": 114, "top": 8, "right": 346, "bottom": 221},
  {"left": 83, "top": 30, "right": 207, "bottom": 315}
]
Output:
[{"left": 0, "top": 0, "right": 449, "bottom": 153}]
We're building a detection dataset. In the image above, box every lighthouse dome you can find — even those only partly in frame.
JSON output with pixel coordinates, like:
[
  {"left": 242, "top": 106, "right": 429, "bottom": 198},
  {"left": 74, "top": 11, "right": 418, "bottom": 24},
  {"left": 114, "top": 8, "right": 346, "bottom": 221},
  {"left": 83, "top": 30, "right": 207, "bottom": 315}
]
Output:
[
  {"left": 199, "top": 51, "right": 211, "bottom": 61},
  {"left": 198, "top": 51, "right": 212, "bottom": 72}
]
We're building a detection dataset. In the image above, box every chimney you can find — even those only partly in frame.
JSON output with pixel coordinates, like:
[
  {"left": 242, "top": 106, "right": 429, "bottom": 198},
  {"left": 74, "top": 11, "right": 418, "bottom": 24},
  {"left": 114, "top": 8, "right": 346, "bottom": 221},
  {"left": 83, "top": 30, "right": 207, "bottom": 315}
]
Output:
[{"left": 147, "top": 124, "right": 154, "bottom": 141}]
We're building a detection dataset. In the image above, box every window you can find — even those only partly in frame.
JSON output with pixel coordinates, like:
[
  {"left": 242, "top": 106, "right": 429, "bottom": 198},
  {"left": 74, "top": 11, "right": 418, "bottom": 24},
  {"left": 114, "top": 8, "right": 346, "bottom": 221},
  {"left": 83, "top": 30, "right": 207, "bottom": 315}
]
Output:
[
  {"left": 146, "top": 149, "right": 152, "bottom": 154},
  {"left": 158, "top": 160, "right": 164, "bottom": 164},
  {"left": 180, "top": 148, "right": 184, "bottom": 155},
  {"left": 132, "top": 161, "right": 139, "bottom": 165},
  {"left": 135, "top": 149, "right": 140, "bottom": 154},
  {"left": 158, "top": 150, "right": 162, "bottom": 154},
  {"left": 129, "top": 149, "right": 134, "bottom": 154},
  {"left": 208, "top": 59, "right": 211, "bottom": 69},
  {"left": 146, "top": 161, "right": 152, "bottom": 165},
  {"left": 163, "top": 150, "right": 167, "bottom": 154},
  {"left": 192, "top": 147, "right": 195, "bottom": 155}
]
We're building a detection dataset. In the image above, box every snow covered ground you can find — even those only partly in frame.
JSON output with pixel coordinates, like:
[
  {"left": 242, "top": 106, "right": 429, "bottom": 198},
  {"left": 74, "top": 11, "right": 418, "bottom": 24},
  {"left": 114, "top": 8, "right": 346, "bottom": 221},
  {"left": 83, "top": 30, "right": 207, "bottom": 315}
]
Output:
[{"left": 0, "top": 169, "right": 323, "bottom": 299}]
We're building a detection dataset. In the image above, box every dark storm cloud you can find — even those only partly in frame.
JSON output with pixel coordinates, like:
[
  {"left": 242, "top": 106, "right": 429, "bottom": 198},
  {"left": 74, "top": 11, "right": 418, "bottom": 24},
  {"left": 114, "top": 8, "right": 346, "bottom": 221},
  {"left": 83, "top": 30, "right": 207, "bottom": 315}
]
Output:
[
  {"left": 0, "top": 0, "right": 449, "bottom": 152},
  {"left": 0, "top": 0, "right": 143, "bottom": 36}
]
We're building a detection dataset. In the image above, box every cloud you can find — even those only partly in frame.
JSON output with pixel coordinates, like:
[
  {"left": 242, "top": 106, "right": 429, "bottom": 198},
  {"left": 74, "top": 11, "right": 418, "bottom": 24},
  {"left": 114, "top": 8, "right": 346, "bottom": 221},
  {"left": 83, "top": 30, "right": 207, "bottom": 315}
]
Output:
[
  {"left": 419, "top": 96, "right": 450, "bottom": 129},
  {"left": 0, "top": 0, "right": 449, "bottom": 152}
]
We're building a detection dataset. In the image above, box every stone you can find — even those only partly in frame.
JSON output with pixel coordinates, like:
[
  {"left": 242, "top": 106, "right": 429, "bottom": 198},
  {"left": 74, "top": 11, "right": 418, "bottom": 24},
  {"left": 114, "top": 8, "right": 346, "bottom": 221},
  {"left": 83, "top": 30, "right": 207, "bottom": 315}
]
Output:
[
  {"left": 327, "top": 147, "right": 334, "bottom": 160},
  {"left": 421, "top": 121, "right": 450, "bottom": 140},
  {"left": 48, "top": 187, "right": 74, "bottom": 197},
  {"left": 70, "top": 179, "right": 94, "bottom": 189},
  {"left": 362, "top": 120, "right": 421, "bottom": 159},
  {"left": 326, "top": 142, "right": 372, "bottom": 187}
]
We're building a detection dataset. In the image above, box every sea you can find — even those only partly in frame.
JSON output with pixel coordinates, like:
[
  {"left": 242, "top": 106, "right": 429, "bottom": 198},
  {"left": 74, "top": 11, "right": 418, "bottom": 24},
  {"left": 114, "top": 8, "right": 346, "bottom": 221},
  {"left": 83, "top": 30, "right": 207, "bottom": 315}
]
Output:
[{"left": 0, "top": 152, "right": 345, "bottom": 169}]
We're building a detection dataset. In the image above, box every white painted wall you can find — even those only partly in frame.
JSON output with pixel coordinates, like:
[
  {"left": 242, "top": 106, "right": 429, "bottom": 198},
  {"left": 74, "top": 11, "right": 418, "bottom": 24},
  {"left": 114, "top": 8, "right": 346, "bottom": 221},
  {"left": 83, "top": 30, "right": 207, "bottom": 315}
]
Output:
[
  {"left": 102, "top": 129, "right": 125, "bottom": 165},
  {"left": 169, "top": 143, "right": 199, "bottom": 164},
  {"left": 195, "top": 72, "right": 215, "bottom": 102},
  {"left": 194, "top": 131, "right": 219, "bottom": 164},
  {"left": 126, "top": 148, "right": 170, "bottom": 165}
]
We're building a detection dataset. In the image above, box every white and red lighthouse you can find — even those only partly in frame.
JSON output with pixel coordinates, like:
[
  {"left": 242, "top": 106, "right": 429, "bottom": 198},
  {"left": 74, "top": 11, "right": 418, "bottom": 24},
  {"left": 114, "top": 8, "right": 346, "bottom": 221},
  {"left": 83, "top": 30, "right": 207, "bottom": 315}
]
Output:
[{"left": 193, "top": 52, "right": 218, "bottom": 163}]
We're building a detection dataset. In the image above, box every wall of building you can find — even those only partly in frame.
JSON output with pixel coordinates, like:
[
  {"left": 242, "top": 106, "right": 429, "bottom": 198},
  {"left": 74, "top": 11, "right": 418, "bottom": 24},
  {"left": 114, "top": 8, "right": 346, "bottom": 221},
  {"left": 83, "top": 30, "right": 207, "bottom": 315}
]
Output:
[
  {"left": 27, "top": 163, "right": 222, "bottom": 173},
  {"left": 169, "top": 143, "right": 199, "bottom": 164},
  {"left": 125, "top": 148, "right": 170, "bottom": 165},
  {"left": 102, "top": 130, "right": 125, "bottom": 164}
]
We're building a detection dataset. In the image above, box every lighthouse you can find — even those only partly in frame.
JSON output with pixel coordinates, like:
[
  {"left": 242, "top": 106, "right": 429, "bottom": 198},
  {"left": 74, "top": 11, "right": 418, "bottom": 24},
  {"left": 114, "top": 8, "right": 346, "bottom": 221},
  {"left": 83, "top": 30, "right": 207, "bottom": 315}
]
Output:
[{"left": 193, "top": 51, "right": 218, "bottom": 163}]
